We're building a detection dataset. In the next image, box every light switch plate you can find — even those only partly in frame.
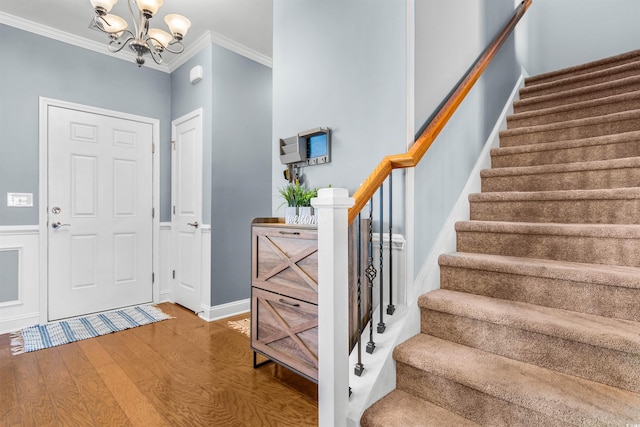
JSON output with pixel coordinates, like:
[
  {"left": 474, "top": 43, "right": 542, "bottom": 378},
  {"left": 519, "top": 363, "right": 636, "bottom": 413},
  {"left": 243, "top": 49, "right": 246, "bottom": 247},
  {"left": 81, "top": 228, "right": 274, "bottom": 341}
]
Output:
[{"left": 7, "top": 193, "right": 33, "bottom": 207}]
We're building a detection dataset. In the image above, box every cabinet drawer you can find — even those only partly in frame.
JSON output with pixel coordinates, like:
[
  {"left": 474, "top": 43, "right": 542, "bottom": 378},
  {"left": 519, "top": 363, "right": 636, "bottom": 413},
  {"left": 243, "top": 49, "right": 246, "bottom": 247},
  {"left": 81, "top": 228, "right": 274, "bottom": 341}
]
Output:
[
  {"left": 252, "top": 226, "right": 318, "bottom": 304},
  {"left": 251, "top": 287, "right": 318, "bottom": 382}
]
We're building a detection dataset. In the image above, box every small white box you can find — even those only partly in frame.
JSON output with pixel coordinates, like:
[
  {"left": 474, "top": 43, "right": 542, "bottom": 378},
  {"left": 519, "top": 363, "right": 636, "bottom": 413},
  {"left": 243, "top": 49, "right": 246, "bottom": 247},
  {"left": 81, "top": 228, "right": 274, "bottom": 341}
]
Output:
[
  {"left": 7, "top": 193, "right": 33, "bottom": 207},
  {"left": 190, "top": 65, "right": 203, "bottom": 84}
]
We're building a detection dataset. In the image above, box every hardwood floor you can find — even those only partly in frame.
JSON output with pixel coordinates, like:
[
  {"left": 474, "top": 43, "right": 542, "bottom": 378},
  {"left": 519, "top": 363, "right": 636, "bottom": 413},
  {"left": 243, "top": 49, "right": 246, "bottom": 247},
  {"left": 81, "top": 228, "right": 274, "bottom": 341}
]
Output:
[{"left": 0, "top": 303, "right": 318, "bottom": 426}]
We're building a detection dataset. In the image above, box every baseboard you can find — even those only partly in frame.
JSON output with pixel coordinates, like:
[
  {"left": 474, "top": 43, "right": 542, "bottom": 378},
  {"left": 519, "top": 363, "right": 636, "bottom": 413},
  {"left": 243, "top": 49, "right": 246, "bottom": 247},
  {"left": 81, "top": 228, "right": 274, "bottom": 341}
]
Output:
[
  {"left": 198, "top": 299, "right": 250, "bottom": 322},
  {"left": 0, "top": 312, "right": 39, "bottom": 335},
  {"left": 413, "top": 73, "right": 525, "bottom": 297}
]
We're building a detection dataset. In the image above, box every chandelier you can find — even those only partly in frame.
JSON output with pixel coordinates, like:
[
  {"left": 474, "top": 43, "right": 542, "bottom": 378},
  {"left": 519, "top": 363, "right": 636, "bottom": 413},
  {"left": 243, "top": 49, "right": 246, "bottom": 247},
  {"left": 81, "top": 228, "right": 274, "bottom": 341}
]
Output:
[{"left": 90, "top": 0, "right": 191, "bottom": 67}]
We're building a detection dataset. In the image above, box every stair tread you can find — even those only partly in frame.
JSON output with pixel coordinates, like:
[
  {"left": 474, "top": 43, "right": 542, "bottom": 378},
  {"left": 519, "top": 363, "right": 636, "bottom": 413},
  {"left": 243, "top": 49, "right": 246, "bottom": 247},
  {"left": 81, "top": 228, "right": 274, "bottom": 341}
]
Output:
[
  {"left": 455, "top": 220, "right": 640, "bottom": 239},
  {"left": 508, "top": 90, "right": 640, "bottom": 124},
  {"left": 525, "top": 50, "right": 640, "bottom": 86},
  {"left": 394, "top": 334, "right": 640, "bottom": 425},
  {"left": 520, "top": 60, "right": 640, "bottom": 97},
  {"left": 361, "top": 389, "right": 479, "bottom": 427},
  {"left": 419, "top": 289, "right": 640, "bottom": 354},
  {"left": 514, "top": 75, "right": 640, "bottom": 110},
  {"left": 439, "top": 252, "right": 640, "bottom": 290},
  {"left": 500, "top": 109, "right": 640, "bottom": 138},
  {"left": 481, "top": 156, "right": 640, "bottom": 178},
  {"left": 491, "top": 130, "right": 640, "bottom": 156},
  {"left": 470, "top": 187, "right": 640, "bottom": 202}
]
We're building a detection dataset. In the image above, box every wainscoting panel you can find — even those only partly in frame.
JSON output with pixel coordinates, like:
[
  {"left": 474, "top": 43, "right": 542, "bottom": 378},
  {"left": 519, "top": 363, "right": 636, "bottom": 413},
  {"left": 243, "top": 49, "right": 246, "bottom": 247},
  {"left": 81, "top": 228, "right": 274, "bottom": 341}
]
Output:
[{"left": 0, "top": 226, "right": 40, "bottom": 334}]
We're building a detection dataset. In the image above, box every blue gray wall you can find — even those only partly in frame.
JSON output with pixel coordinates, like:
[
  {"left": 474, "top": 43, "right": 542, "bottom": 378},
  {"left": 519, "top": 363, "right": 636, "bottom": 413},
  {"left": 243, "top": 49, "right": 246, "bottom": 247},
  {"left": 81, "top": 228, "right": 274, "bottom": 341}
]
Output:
[
  {"left": 0, "top": 24, "right": 172, "bottom": 225},
  {"left": 171, "top": 44, "right": 272, "bottom": 306},
  {"left": 211, "top": 45, "right": 272, "bottom": 305},
  {"left": 413, "top": 0, "right": 520, "bottom": 276},
  {"left": 271, "top": 0, "right": 408, "bottom": 221},
  {"left": 519, "top": 0, "right": 640, "bottom": 76}
]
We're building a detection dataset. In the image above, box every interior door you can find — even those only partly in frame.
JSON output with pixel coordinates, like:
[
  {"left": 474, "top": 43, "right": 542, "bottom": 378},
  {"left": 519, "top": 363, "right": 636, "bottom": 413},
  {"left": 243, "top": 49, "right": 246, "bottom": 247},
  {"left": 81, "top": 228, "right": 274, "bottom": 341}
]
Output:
[
  {"left": 48, "top": 106, "right": 153, "bottom": 320},
  {"left": 171, "top": 110, "right": 203, "bottom": 312}
]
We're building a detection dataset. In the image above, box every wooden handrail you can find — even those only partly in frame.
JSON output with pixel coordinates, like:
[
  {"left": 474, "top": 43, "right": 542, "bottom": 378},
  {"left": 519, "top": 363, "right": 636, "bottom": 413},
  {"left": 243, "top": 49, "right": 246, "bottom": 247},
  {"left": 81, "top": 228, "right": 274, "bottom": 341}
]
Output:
[{"left": 348, "top": 0, "right": 532, "bottom": 223}]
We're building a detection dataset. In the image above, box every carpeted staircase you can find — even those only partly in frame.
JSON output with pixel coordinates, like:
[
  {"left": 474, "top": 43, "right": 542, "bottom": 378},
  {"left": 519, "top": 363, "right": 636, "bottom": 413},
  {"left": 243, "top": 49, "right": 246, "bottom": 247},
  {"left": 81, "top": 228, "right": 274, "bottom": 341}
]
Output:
[{"left": 361, "top": 50, "right": 640, "bottom": 426}]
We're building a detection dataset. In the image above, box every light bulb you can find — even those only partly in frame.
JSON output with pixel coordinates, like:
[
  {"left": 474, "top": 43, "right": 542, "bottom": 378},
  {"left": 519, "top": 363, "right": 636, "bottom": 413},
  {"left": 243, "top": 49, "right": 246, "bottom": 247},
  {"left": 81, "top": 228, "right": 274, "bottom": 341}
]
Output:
[
  {"left": 101, "top": 14, "right": 128, "bottom": 34},
  {"left": 90, "top": 0, "right": 118, "bottom": 14},
  {"left": 164, "top": 14, "right": 191, "bottom": 40},
  {"left": 136, "top": 0, "right": 163, "bottom": 16},
  {"left": 148, "top": 28, "right": 172, "bottom": 48}
]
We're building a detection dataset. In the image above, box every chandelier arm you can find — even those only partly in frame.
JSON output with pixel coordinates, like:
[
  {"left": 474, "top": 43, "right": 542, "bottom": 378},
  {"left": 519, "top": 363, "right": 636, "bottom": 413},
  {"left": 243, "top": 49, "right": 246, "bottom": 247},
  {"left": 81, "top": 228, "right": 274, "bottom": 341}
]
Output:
[
  {"left": 164, "top": 40, "right": 185, "bottom": 55},
  {"left": 146, "top": 39, "right": 164, "bottom": 65},
  {"left": 127, "top": 0, "right": 141, "bottom": 38},
  {"left": 108, "top": 33, "right": 135, "bottom": 53}
]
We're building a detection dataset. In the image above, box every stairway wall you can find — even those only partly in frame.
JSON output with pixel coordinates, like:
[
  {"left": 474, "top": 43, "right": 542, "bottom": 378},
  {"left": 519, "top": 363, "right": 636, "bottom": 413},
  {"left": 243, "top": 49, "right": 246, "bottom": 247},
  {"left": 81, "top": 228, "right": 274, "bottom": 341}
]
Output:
[
  {"left": 413, "top": 0, "right": 521, "bottom": 281},
  {"left": 518, "top": 0, "right": 640, "bottom": 76}
]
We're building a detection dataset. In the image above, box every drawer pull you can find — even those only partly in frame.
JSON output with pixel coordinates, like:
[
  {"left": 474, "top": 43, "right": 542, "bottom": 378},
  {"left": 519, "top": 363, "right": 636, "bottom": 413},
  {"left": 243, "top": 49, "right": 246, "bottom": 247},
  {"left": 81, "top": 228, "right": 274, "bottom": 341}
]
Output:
[
  {"left": 279, "top": 231, "right": 300, "bottom": 235},
  {"left": 278, "top": 298, "right": 300, "bottom": 307}
]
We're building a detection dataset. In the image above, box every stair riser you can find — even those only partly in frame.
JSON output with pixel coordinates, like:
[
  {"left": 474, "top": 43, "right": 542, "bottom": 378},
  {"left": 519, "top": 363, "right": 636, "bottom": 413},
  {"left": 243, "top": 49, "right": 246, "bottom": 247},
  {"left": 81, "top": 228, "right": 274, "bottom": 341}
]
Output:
[
  {"left": 491, "top": 140, "right": 640, "bottom": 168},
  {"left": 457, "top": 230, "right": 640, "bottom": 266},
  {"left": 421, "top": 310, "right": 640, "bottom": 393},
  {"left": 520, "top": 67, "right": 640, "bottom": 100},
  {"left": 513, "top": 81, "right": 640, "bottom": 114},
  {"left": 469, "top": 198, "right": 640, "bottom": 224},
  {"left": 481, "top": 167, "right": 640, "bottom": 192},
  {"left": 526, "top": 55, "right": 640, "bottom": 86},
  {"left": 395, "top": 363, "right": 572, "bottom": 426},
  {"left": 507, "top": 98, "right": 640, "bottom": 129},
  {"left": 440, "top": 265, "right": 640, "bottom": 322},
  {"left": 500, "top": 116, "right": 640, "bottom": 147}
]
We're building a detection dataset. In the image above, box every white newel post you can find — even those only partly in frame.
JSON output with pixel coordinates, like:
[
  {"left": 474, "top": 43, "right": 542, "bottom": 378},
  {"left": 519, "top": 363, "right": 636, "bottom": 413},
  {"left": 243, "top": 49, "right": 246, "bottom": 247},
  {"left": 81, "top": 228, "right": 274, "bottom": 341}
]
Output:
[{"left": 312, "top": 188, "right": 354, "bottom": 427}]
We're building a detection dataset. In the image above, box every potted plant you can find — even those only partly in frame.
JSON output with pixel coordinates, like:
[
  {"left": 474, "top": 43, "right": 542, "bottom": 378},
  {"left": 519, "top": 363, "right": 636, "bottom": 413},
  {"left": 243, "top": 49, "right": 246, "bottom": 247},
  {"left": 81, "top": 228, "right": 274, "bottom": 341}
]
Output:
[
  {"left": 298, "top": 187, "right": 318, "bottom": 224},
  {"left": 278, "top": 180, "right": 303, "bottom": 224},
  {"left": 278, "top": 181, "right": 318, "bottom": 224}
]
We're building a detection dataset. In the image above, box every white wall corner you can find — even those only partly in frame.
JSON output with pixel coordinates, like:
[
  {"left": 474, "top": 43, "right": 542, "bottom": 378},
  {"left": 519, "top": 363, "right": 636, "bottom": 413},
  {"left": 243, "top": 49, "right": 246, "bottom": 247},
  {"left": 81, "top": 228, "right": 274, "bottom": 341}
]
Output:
[
  {"left": 413, "top": 73, "right": 525, "bottom": 299},
  {"left": 198, "top": 298, "right": 250, "bottom": 322}
]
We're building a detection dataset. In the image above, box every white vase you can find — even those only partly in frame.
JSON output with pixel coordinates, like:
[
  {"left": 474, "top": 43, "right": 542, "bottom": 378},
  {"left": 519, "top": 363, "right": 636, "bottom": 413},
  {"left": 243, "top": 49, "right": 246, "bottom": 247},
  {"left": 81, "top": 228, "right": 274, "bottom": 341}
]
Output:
[
  {"left": 285, "top": 206, "right": 298, "bottom": 224},
  {"left": 298, "top": 207, "right": 315, "bottom": 225}
]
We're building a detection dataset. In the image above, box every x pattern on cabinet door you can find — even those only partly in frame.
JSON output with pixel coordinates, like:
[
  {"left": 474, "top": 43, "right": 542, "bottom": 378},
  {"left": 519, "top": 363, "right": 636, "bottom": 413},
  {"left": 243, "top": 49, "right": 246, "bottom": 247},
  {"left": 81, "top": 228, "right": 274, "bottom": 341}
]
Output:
[
  {"left": 255, "top": 298, "right": 318, "bottom": 368},
  {"left": 256, "top": 235, "right": 318, "bottom": 292}
]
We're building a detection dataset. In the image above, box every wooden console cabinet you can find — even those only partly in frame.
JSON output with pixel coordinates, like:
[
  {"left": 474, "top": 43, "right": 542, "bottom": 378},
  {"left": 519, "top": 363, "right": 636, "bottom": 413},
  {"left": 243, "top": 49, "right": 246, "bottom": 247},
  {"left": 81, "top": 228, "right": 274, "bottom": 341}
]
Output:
[{"left": 250, "top": 218, "right": 368, "bottom": 382}]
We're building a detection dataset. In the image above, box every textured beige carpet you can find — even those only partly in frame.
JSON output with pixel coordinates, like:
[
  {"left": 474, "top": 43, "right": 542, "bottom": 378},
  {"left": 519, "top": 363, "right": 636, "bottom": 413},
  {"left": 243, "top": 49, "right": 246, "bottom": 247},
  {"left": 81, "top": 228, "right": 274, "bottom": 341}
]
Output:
[{"left": 361, "top": 50, "right": 640, "bottom": 426}]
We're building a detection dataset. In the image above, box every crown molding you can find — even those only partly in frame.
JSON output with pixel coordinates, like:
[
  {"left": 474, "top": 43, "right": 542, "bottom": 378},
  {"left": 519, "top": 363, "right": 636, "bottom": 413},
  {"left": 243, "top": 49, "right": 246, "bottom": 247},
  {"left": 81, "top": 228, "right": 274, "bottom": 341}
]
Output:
[
  {"left": 1, "top": 11, "right": 170, "bottom": 73},
  {"left": 1, "top": 12, "right": 272, "bottom": 74},
  {"left": 167, "top": 30, "right": 273, "bottom": 72}
]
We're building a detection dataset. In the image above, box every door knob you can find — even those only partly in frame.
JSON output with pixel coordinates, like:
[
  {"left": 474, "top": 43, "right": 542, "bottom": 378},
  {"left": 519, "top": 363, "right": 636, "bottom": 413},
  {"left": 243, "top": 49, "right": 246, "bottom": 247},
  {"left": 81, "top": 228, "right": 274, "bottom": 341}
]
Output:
[
  {"left": 52, "top": 221, "right": 71, "bottom": 229},
  {"left": 187, "top": 221, "right": 199, "bottom": 228}
]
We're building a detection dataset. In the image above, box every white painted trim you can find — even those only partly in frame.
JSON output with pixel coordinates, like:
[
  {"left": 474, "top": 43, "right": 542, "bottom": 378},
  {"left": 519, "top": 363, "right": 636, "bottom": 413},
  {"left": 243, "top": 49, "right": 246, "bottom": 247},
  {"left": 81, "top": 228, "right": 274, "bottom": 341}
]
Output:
[
  {"left": 198, "top": 298, "right": 250, "bottom": 322},
  {"left": 0, "top": 12, "right": 168, "bottom": 72},
  {"left": 0, "top": 225, "right": 39, "bottom": 235},
  {"left": 0, "top": 229, "right": 40, "bottom": 333},
  {"left": 159, "top": 222, "right": 172, "bottom": 302},
  {"left": 0, "top": 13, "right": 272, "bottom": 73},
  {"left": 167, "top": 30, "right": 273, "bottom": 72},
  {"left": 413, "top": 73, "right": 525, "bottom": 295},
  {"left": 39, "top": 97, "right": 161, "bottom": 323}
]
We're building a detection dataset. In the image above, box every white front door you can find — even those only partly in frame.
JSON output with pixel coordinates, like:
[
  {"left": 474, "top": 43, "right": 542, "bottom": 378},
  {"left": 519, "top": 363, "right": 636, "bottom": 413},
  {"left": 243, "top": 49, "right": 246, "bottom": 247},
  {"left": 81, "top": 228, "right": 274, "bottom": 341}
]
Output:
[
  {"left": 171, "top": 109, "right": 203, "bottom": 312},
  {"left": 47, "top": 105, "right": 153, "bottom": 320}
]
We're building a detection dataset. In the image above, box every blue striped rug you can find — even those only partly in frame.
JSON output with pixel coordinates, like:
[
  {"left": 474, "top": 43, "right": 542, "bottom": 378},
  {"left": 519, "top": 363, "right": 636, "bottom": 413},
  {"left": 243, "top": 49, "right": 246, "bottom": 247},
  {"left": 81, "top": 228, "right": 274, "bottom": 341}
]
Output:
[{"left": 10, "top": 305, "right": 171, "bottom": 355}]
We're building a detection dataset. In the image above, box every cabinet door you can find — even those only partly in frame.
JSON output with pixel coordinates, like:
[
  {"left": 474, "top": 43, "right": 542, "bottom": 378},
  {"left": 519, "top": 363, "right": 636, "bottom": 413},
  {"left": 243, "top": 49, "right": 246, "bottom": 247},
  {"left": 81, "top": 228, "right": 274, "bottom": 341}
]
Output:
[
  {"left": 252, "top": 227, "right": 318, "bottom": 304},
  {"left": 251, "top": 288, "right": 318, "bottom": 382}
]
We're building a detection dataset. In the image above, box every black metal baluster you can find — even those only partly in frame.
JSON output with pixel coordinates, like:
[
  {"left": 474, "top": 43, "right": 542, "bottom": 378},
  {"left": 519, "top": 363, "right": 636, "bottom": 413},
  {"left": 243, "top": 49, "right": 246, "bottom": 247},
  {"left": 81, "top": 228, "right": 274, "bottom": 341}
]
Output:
[
  {"left": 365, "top": 198, "right": 377, "bottom": 354},
  {"left": 354, "top": 213, "right": 364, "bottom": 376},
  {"left": 377, "top": 184, "right": 386, "bottom": 334},
  {"left": 387, "top": 173, "right": 395, "bottom": 315}
]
